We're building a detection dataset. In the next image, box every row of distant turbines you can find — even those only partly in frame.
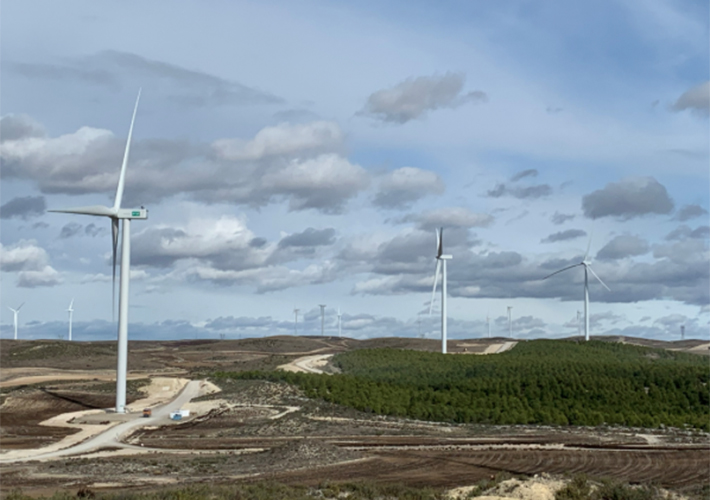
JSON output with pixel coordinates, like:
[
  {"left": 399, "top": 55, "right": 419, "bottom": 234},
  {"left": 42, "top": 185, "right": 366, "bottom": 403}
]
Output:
[
  {"left": 7, "top": 300, "right": 75, "bottom": 341},
  {"left": 293, "top": 306, "right": 343, "bottom": 337}
]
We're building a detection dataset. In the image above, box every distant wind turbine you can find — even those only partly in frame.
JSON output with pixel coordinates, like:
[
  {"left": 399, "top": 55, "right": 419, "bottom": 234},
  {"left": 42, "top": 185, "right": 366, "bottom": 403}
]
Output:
[
  {"left": 7, "top": 303, "right": 24, "bottom": 340},
  {"left": 319, "top": 305, "right": 326, "bottom": 336},
  {"left": 49, "top": 90, "right": 148, "bottom": 413},
  {"left": 293, "top": 308, "right": 299, "bottom": 335},
  {"left": 429, "top": 227, "right": 452, "bottom": 354},
  {"left": 507, "top": 306, "right": 513, "bottom": 338},
  {"left": 337, "top": 307, "right": 342, "bottom": 338},
  {"left": 487, "top": 311, "right": 491, "bottom": 338},
  {"left": 542, "top": 237, "right": 610, "bottom": 342},
  {"left": 67, "top": 298, "right": 75, "bottom": 342}
]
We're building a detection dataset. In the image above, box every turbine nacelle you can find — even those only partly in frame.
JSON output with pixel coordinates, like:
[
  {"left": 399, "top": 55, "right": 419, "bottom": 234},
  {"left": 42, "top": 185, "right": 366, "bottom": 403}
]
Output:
[{"left": 48, "top": 207, "right": 148, "bottom": 219}]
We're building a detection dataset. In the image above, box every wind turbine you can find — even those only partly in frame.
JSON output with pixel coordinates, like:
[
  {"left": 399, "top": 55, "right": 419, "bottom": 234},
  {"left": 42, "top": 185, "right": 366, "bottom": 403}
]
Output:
[
  {"left": 7, "top": 303, "right": 24, "bottom": 340},
  {"left": 542, "top": 238, "right": 610, "bottom": 342},
  {"left": 486, "top": 311, "right": 491, "bottom": 338},
  {"left": 319, "top": 305, "right": 326, "bottom": 336},
  {"left": 293, "top": 308, "right": 299, "bottom": 335},
  {"left": 429, "top": 227, "right": 452, "bottom": 354},
  {"left": 49, "top": 90, "right": 148, "bottom": 413},
  {"left": 507, "top": 306, "right": 513, "bottom": 338},
  {"left": 67, "top": 299, "right": 75, "bottom": 342},
  {"left": 337, "top": 307, "right": 342, "bottom": 338}
]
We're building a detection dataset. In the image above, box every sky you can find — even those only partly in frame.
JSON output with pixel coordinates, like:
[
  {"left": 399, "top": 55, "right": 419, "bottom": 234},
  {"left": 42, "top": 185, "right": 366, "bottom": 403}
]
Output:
[{"left": 1, "top": 0, "right": 708, "bottom": 342}]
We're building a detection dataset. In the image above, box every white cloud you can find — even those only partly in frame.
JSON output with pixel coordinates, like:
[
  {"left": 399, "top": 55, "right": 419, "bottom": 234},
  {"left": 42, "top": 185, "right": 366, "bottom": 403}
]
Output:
[
  {"left": 0, "top": 240, "right": 61, "bottom": 287},
  {"left": 212, "top": 121, "right": 343, "bottom": 160},
  {"left": 373, "top": 167, "right": 444, "bottom": 209}
]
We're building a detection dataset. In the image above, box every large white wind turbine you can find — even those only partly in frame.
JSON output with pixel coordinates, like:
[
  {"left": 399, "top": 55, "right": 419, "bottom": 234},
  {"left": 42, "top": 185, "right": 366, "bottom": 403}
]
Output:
[
  {"left": 429, "top": 227, "right": 452, "bottom": 354},
  {"left": 67, "top": 298, "right": 75, "bottom": 342},
  {"left": 542, "top": 238, "right": 610, "bottom": 342},
  {"left": 49, "top": 91, "right": 148, "bottom": 413},
  {"left": 8, "top": 303, "right": 24, "bottom": 340}
]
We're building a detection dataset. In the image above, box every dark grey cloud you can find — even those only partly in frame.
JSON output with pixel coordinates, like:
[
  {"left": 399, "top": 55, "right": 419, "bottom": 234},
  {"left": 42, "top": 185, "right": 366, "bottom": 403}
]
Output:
[
  {"left": 344, "top": 223, "right": 708, "bottom": 306},
  {"left": 674, "top": 204, "right": 708, "bottom": 222},
  {"left": 550, "top": 212, "right": 575, "bottom": 225},
  {"left": 249, "top": 237, "right": 267, "bottom": 248},
  {"left": 510, "top": 169, "right": 538, "bottom": 182},
  {"left": 84, "top": 223, "right": 107, "bottom": 237},
  {"left": 373, "top": 167, "right": 444, "bottom": 210},
  {"left": 204, "top": 316, "right": 275, "bottom": 331},
  {"left": 278, "top": 228, "right": 336, "bottom": 248},
  {"left": 0, "top": 195, "right": 46, "bottom": 220},
  {"left": 0, "top": 115, "right": 45, "bottom": 142},
  {"left": 596, "top": 234, "right": 650, "bottom": 260},
  {"left": 672, "top": 81, "right": 709, "bottom": 116},
  {"left": 582, "top": 177, "right": 674, "bottom": 220},
  {"left": 665, "top": 224, "right": 710, "bottom": 241},
  {"left": 59, "top": 222, "right": 83, "bottom": 239},
  {"left": 541, "top": 229, "right": 587, "bottom": 243},
  {"left": 487, "top": 183, "right": 552, "bottom": 199},
  {"left": 359, "top": 72, "right": 487, "bottom": 124},
  {"left": 10, "top": 51, "right": 283, "bottom": 108}
]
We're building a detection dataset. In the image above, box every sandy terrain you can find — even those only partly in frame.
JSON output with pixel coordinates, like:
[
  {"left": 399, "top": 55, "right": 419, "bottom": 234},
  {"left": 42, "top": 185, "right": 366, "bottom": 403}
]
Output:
[{"left": 278, "top": 353, "right": 334, "bottom": 373}]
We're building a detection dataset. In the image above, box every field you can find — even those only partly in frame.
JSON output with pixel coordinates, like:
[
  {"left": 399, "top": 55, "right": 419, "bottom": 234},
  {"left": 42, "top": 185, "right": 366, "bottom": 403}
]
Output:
[{"left": 0, "top": 335, "right": 708, "bottom": 499}]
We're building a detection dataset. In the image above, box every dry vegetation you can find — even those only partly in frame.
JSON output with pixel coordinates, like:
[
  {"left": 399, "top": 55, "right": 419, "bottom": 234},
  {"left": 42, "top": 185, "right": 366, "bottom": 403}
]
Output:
[{"left": 0, "top": 336, "right": 708, "bottom": 499}]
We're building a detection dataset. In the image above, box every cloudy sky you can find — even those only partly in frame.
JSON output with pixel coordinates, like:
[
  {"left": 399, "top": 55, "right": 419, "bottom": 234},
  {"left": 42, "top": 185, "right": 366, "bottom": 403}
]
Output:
[{"left": 1, "top": 0, "right": 708, "bottom": 342}]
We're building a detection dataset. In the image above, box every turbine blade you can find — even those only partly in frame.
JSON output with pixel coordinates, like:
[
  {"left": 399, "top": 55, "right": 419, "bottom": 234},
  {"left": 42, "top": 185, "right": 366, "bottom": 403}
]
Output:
[
  {"left": 113, "top": 89, "right": 141, "bottom": 210},
  {"left": 583, "top": 230, "right": 593, "bottom": 262},
  {"left": 48, "top": 205, "right": 116, "bottom": 217},
  {"left": 587, "top": 265, "right": 611, "bottom": 291},
  {"left": 112, "top": 218, "right": 119, "bottom": 321},
  {"left": 429, "top": 260, "right": 442, "bottom": 316},
  {"left": 541, "top": 263, "right": 582, "bottom": 280},
  {"left": 7, "top": 307, "right": 15, "bottom": 313},
  {"left": 68, "top": 298, "right": 74, "bottom": 310},
  {"left": 17, "top": 302, "right": 24, "bottom": 311},
  {"left": 437, "top": 227, "right": 443, "bottom": 257}
]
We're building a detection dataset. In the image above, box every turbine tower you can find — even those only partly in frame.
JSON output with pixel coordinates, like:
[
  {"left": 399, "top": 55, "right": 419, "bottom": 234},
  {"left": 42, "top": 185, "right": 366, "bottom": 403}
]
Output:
[
  {"left": 49, "top": 90, "right": 147, "bottom": 413},
  {"left": 429, "top": 227, "right": 452, "bottom": 354},
  {"left": 319, "top": 304, "right": 326, "bottom": 336},
  {"left": 576, "top": 310, "right": 582, "bottom": 338},
  {"left": 67, "top": 298, "right": 75, "bottom": 342},
  {"left": 507, "top": 306, "right": 513, "bottom": 338},
  {"left": 337, "top": 307, "right": 342, "bottom": 338},
  {"left": 542, "top": 238, "right": 610, "bottom": 342},
  {"left": 7, "top": 303, "right": 24, "bottom": 340},
  {"left": 293, "top": 308, "right": 299, "bottom": 335},
  {"left": 487, "top": 311, "right": 491, "bottom": 338}
]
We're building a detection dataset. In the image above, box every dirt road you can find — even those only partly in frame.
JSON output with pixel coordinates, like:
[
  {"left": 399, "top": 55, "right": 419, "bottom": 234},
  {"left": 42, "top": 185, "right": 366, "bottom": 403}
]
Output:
[
  {"left": 0, "top": 380, "right": 203, "bottom": 463},
  {"left": 278, "top": 354, "right": 333, "bottom": 373}
]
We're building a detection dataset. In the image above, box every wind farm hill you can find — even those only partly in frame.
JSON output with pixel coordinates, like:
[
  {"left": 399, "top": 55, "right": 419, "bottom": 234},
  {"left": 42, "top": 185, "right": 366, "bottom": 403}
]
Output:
[{"left": 1, "top": 335, "right": 709, "bottom": 498}]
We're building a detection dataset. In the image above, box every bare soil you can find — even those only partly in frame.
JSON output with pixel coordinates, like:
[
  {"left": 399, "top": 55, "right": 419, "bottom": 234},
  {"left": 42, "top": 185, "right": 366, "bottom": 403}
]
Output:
[{"left": 1, "top": 336, "right": 708, "bottom": 497}]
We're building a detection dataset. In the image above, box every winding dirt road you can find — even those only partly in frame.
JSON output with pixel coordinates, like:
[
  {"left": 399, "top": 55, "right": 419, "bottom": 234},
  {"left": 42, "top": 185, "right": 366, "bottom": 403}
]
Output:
[{"left": 0, "top": 380, "right": 204, "bottom": 463}]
